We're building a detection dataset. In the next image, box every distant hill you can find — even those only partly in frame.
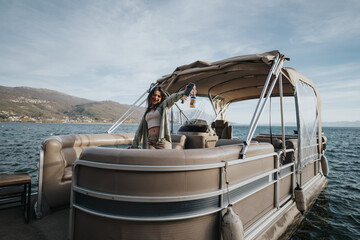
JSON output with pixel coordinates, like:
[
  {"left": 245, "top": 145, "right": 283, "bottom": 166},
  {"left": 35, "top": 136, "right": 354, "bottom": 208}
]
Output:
[
  {"left": 322, "top": 121, "right": 360, "bottom": 128},
  {"left": 0, "top": 85, "right": 144, "bottom": 123}
]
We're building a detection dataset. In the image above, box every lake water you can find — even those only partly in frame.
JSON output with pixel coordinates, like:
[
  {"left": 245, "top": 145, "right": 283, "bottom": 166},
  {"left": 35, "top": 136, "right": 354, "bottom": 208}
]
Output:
[{"left": 0, "top": 122, "right": 359, "bottom": 239}]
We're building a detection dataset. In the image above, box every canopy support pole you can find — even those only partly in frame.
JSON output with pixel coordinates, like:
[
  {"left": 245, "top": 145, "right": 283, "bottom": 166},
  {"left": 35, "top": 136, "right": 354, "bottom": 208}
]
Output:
[
  {"left": 107, "top": 83, "right": 158, "bottom": 134},
  {"left": 279, "top": 72, "right": 287, "bottom": 158},
  {"left": 240, "top": 56, "right": 284, "bottom": 158},
  {"left": 247, "top": 54, "right": 280, "bottom": 136}
]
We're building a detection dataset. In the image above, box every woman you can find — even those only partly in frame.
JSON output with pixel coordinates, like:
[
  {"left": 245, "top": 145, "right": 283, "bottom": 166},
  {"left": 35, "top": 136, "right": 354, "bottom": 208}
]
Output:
[{"left": 131, "top": 85, "right": 193, "bottom": 149}]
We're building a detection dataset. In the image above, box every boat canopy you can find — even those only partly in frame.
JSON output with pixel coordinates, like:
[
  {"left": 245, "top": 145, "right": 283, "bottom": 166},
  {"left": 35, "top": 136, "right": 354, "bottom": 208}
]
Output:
[
  {"left": 156, "top": 50, "right": 323, "bottom": 165},
  {"left": 156, "top": 50, "right": 320, "bottom": 108},
  {"left": 108, "top": 50, "right": 323, "bottom": 171}
]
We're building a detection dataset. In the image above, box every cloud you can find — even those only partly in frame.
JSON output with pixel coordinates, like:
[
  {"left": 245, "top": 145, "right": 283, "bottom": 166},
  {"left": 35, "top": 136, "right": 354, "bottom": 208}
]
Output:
[
  {"left": 288, "top": 0, "right": 360, "bottom": 44},
  {"left": 305, "top": 62, "right": 360, "bottom": 121},
  {"left": 0, "top": 0, "right": 265, "bottom": 99},
  {"left": 0, "top": 0, "right": 359, "bottom": 121}
]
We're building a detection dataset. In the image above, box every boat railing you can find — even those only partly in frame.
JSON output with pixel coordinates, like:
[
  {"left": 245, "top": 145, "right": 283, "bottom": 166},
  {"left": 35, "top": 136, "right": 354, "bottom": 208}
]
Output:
[
  {"left": 35, "top": 146, "right": 45, "bottom": 218},
  {"left": 69, "top": 147, "right": 297, "bottom": 239}
]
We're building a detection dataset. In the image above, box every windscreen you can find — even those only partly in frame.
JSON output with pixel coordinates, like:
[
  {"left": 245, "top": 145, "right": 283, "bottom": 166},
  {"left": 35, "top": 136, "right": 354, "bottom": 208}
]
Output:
[
  {"left": 169, "top": 96, "right": 217, "bottom": 126},
  {"left": 295, "top": 80, "right": 319, "bottom": 171}
]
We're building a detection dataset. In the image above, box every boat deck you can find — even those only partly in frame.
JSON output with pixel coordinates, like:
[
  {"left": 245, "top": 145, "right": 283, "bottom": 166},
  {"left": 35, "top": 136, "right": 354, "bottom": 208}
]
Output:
[{"left": 0, "top": 195, "right": 68, "bottom": 240}]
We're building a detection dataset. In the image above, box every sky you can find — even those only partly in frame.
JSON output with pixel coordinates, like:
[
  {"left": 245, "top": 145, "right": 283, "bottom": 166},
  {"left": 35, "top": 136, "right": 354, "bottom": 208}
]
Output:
[{"left": 0, "top": 0, "right": 359, "bottom": 123}]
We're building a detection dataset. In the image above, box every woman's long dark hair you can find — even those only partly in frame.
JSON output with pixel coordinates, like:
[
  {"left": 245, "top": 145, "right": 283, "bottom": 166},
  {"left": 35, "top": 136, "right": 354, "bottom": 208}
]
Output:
[{"left": 146, "top": 87, "right": 167, "bottom": 113}]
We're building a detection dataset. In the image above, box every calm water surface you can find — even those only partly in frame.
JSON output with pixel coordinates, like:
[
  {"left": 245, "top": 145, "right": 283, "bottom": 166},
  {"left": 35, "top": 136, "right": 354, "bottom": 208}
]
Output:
[{"left": 0, "top": 122, "right": 359, "bottom": 239}]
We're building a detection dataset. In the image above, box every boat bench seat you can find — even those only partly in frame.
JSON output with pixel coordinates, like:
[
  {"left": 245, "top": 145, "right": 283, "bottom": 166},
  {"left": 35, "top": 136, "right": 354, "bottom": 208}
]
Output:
[
  {"left": 63, "top": 166, "right": 72, "bottom": 181},
  {"left": 215, "top": 139, "right": 260, "bottom": 147},
  {"left": 252, "top": 136, "right": 298, "bottom": 164},
  {"left": 211, "top": 120, "right": 233, "bottom": 139},
  {"left": 253, "top": 136, "right": 283, "bottom": 149},
  {"left": 253, "top": 136, "right": 298, "bottom": 148},
  {"left": 284, "top": 138, "right": 298, "bottom": 164},
  {"left": 171, "top": 134, "right": 187, "bottom": 149},
  {"left": 40, "top": 133, "right": 134, "bottom": 210},
  {"left": 183, "top": 134, "right": 218, "bottom": 149}
]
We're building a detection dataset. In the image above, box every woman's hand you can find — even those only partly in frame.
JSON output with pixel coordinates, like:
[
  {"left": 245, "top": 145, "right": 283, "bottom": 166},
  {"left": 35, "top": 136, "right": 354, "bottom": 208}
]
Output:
[{"left": 185, "top": 84, "right": 197, "bottom": 96}]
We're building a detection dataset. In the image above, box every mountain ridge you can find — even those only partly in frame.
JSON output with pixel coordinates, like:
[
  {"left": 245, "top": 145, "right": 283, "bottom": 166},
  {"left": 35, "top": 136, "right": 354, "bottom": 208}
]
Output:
[
  {"left": 0, "top": 85, "right": 144, "bottom": 123},
  {"left": 1, "top": 85, "right": 359, "bottom": 127}
]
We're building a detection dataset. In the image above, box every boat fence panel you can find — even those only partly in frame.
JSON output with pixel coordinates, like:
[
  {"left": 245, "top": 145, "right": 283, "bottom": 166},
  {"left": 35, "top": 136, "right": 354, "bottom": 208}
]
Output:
[
  {"left": 301, "top": 161, "right": 319, "bottom": 185},
  {"left": 68, "top": 144, "right": 300, "bottom": 240}
]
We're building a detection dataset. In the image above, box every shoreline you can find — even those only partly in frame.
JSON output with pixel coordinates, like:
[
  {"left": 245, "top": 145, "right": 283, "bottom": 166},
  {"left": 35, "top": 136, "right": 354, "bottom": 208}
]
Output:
[
  {"left": 0, "top": 121, "right": 139, "bottom": 125},
  {"left": 1, "top": 121, "right": 359, "bottom": 128}
]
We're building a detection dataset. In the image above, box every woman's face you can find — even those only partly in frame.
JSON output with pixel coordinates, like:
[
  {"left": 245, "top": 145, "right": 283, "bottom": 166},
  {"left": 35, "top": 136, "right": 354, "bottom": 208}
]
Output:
[{"left": 151, "top": 90, "right": 162, "bottom": 106}]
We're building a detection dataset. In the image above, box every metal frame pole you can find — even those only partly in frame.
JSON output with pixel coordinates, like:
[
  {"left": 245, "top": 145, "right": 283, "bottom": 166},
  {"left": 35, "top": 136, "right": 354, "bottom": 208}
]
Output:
[
  {"left": 107, "top": 83, "right": 159, "bottom": 133},
  {"left": 108, "top": 98, "right": 147, "bottom": 134},
  {"left": 247, "top": 54, "right": 280, "bottom": 137},
  {"left": 172, "top": 102, "right": 190, "bottom": 122},
  {"left": 248, "top": 57, "right": 284, "bottom": 139},
  {"left": 279, "top": 72, "right": 286, "bottom": 154},
  {"left": 240, "top": 57, "right": 284, "bottom": 158},
  {"left": 248, "top": 73, "right": 279, "bottom": 139},
  {"left": 35, "top": 146, "right": 44, "bottom": 218},
  {"left": 294, "top": 86, "right": 302, "bottom": 174},
  {"left": 68, "top": 164, "right": 79, "bottom": 240},
  {"left": 107, "top": 92, "right": 147, "bottom": 133}
]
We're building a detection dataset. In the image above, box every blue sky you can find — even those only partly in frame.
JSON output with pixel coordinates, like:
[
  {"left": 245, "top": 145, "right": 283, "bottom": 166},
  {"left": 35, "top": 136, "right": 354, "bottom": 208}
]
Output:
[{"left": 0, "top": 0, "right": 359, "bottom": 122}]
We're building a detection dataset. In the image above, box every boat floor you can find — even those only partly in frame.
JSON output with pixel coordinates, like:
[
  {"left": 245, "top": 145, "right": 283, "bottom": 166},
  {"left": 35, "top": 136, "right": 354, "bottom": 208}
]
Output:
[{"left": 0, "top": 196, "right": 68, "bottom": 240}]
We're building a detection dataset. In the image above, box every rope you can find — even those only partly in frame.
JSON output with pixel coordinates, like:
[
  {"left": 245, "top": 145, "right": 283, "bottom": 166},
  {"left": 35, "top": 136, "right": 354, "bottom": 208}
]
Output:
[{"left": 224, "top": 161, "right": 232, "bottom": 207}]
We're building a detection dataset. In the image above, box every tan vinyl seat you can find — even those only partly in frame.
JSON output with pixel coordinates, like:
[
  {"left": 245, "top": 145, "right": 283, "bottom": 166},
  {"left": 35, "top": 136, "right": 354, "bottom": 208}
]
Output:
[
  {"left": 40, "top": 133, "right": 134, "bottom": 210},
  {"left": 184, "top": 134, "right": 218, "bottom": 149},
  {"left": 171, "top": 134, "right": 187, "bottom": 149},
  {"left": 211, "top": 120, "right": 233, "bottom": 139}
]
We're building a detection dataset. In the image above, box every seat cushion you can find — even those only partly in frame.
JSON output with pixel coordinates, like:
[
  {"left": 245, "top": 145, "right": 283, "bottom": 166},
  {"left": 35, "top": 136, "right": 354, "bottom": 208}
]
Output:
[
  {"left": 171, "top": 134, "right": 187, "bottom": 149},
  {"left": 63, "top": 166, "right": 72, "bottom": 181},
  {"left": 185, "top": 135, "right": 206, "bottom": 149}
]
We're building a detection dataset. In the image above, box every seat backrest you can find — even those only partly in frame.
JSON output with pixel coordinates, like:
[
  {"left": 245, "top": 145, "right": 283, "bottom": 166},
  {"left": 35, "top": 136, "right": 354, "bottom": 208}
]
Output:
[
  {"left": 185, "top": 135, "right": 206, "bottom": 149},
  {"left": 40, "top": 133, "right": 134, "bottom": 210},
  {"left": 211, "top": 120, "right": 233, "bottom": 139},
  {"left": 171, "top": 134, "right": 187, "bottom": 149}
]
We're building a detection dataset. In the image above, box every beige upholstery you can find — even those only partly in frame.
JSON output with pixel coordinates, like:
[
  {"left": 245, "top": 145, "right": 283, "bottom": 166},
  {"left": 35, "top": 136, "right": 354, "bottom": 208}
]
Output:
[
  {"left": 75, "top": 143, "right": 274, "bottom": 197},
  {"left": 171, "top": 134, "right": 187, "bottom": 149},
  {"left": 253, "top": 135, "right": 299, "bottom": 164},
  {"left": 285, "top": 138, "right": 298, "bottom": 164},
  {"left": 63, "top": 166, "right": 72, "bottom": 181},
  {"left": 253, "top": 137, "right": 283, "bottom": 149},
  {"left": 253, "top": 135, "right": 298, "bottom": 150},
  {"left": 185, "top": 135, "right": 205, "bottom": 149},
  {"left": 40, "top": 133, "right": 134, "bottom": 209},
  {"left": 211, "top": 120, "right": 233, "bottom": 139},
  {"left": 183, "top": 134, "right": 218, "bottom": 149},
  {"left": 215, "top": 139, "right": 258, "bottom": 147},
  {"left": 71, "top": 142, "right": 276, "bottom": 239}
]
